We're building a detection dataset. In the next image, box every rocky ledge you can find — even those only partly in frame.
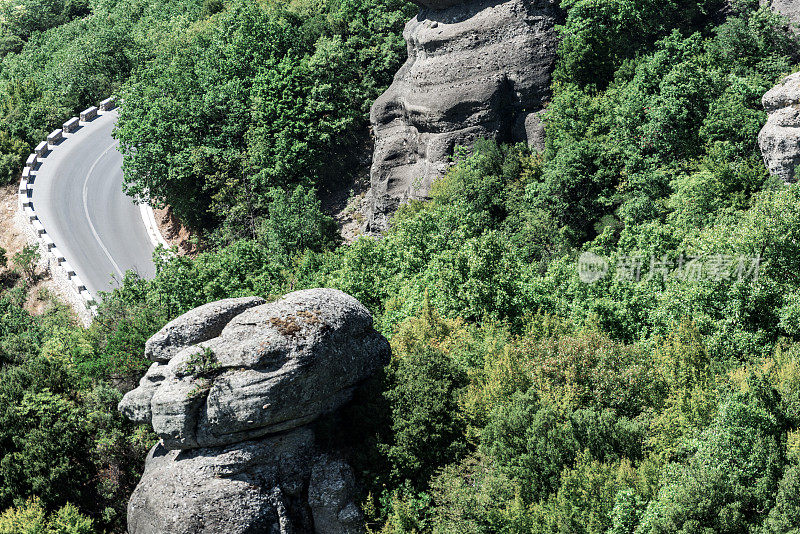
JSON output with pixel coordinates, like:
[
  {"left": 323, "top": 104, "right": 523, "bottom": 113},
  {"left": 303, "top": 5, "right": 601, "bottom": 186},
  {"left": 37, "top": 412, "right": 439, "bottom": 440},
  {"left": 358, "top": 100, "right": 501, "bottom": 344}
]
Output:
[
  {"left": 119, "top": 289, "right": 390, "bottom": 534},
  {"left": 364, "top": 0, "right": 562, "bottom": 232}
]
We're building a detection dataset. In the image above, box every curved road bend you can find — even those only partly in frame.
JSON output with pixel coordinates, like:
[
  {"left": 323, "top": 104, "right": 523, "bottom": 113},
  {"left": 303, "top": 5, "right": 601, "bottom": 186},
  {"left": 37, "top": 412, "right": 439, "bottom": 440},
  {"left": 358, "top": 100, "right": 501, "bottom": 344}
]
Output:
[{"left": 32, "top": 110, "right": 156, "bottom": 299}]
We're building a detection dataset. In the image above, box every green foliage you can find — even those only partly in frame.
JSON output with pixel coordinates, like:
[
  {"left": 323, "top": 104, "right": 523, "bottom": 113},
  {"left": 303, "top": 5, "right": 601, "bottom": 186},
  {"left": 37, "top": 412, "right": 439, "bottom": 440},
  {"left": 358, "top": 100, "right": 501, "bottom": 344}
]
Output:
[
  {"left": 0, "top": 288, "right": 151, "bottom": 532},
  {"left": 532, "top": 452, "right": 637, "bottom": 534},
  {"left": 0, "top": 498, "right": 47, "bottom": 534},
  {"left": 82, "top": 271, "right": 166, "bottom": 380},
  {"left": 482, "top": 391, "right": 646, "bottom": 505},
  {"left": 0, "top": 132, "right": 28, "bottom": 185},
  {"left": 254, "top": 185, "right": 340, "bottom": 259},
  {"left": 0, "top": 498, "right": 94, "bottom": 534},
  {"left": 377, "top": 483, "right": 433, "bottom": 534},
  {"left": 383, "top": 306, "right": 470, "bottom": 488},
  {"left": 609, "top": 488, "right": 646, "bottom": 534},
  {"left": 0, "top": 0, "right": 90, "bottom": 45},
  {"left": 0, "top": 0, "right": 206, "bottom": 184},
  {"left": 180, "top": 347, "right": 221, "bottom": 398},
  {"left": 0, "top": 390, "right": 93, "bottom": 510},
  {"left": 428, "top": 454, "right": 529, "bottom": 534},
  {"left": 638, "top": 376, "right": 787, "bottom": 533},
  {"left": 543, "top": 4, "right": 798, "bottom": 240},
  {"left": 116, "top": 0, "right": 413, "bottom": 231},
  {"left": 766, "top": 461, "right": 800, "bottom": 533},
  {"left": 12, "top": 245, "right": 38, "bottom": 282},
  {"left": 0, "top": 295, "right": 42, "bottom": 366},
  {"left": 44, "top": 503, "right": 95, "bottom": 534},
  {"left": 0, "top": 0, "right": 797, "bottom": 532},
  {"left": 555, "top": 0, "right": 726, "bottom": 88},
  {"left": 180, "top": 347, "right": 219, "bottom": 379}
]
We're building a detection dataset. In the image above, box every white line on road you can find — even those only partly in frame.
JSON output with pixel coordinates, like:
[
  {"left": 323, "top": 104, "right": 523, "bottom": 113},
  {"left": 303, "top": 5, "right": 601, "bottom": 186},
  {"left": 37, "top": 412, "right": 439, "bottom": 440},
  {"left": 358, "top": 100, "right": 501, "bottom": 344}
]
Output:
[{"left": 83, "top": 141, "right": 124, "bottom": 279}]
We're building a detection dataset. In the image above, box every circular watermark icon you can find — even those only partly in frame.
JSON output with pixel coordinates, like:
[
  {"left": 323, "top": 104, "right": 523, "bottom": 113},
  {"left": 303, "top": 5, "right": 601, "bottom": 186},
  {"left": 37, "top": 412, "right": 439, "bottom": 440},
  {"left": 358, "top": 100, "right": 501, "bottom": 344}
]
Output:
[{"left": 578, "top": 252, "right": 609, "bottom": 283}]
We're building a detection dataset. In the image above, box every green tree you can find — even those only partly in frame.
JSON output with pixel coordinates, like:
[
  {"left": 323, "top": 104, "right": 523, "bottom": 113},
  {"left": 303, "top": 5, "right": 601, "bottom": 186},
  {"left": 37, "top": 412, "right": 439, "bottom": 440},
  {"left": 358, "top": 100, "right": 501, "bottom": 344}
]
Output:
[
  {"left": 255, "top": 186, "right": 339, "bottom": 259},
  {"left": 0, "top": 498, "right": 94, "bottom": 534},
  {"left": 638, "top": 375, "right": 787, "bottom": 533},
  {"left": 766, "top": 462, "right": 800, "bottom": 533},
  {"left": 0, "top": 390, "right": 92, "bottom": 511},
  {"left": 115, "top": 0, "right": 412, "bottom": 231},
  {"left": 384, "top": 309, "right": 470, "bottom": 488}
]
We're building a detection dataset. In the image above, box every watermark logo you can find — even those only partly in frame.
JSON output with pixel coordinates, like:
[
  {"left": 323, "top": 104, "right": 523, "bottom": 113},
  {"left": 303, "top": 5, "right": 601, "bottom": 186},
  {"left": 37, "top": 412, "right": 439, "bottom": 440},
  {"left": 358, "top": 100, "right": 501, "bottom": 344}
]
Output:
[
  {"left": 578, "top": 252, "right": 609, "bottom": 283},
  {"left": 577, "top": 253, "right": 761, "bottom": 284}
]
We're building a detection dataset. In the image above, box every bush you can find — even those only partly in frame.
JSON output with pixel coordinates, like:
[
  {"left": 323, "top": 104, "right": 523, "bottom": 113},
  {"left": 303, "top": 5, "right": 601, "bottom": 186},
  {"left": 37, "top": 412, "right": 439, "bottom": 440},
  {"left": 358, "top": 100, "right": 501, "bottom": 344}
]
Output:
[
  {"left": 12, "top": 245, "right": 39, "bottom": 282},
  {"left": 0, "top": 498, "right": 94, "bottom": 534}
]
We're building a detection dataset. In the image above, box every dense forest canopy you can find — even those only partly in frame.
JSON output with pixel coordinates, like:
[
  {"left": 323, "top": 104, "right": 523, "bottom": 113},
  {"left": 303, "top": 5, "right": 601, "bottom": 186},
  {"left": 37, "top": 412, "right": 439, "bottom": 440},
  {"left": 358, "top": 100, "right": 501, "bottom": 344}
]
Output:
[
  {"left": 0, "top": 0, "right": 798, "bottom": 532},
  {"left": 114, "top": 0, "right": 415, "bottom": 235}
]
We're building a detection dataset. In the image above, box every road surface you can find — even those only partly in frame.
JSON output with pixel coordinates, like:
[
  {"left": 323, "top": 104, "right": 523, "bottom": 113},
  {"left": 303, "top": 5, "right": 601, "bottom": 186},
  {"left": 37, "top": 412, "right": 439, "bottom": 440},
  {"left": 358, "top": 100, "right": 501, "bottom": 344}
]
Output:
[{"left": 32, "top": 110, "right": 156, "bottom": 298}]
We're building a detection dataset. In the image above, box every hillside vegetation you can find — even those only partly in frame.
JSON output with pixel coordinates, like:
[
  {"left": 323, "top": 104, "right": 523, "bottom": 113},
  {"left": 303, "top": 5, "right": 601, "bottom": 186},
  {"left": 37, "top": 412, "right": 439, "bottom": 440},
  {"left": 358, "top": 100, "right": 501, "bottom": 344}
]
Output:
[{"left": 0, "top": 0, "right": 799, "bottom": 532}]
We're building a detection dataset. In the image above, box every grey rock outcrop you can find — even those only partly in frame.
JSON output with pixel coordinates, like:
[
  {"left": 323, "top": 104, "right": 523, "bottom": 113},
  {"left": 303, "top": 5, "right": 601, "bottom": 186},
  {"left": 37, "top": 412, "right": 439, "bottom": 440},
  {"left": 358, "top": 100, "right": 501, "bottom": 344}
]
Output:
[
  {"left": 121, "top": 289, "right": 388, "bottom": 449},
  {"left": 308, "top": 456, "right": 364, "bottom": 534},
  {"left": 120, "top": 289, "right": 389, "bottom": 534},
  {"left": 127, "top": 428, "right": 316, "bottom": 534},
  {"left": 118, "top": 361, "right": 169, "bottom": 423},
  {"left": 145, "top": 296, "right": 266, "bottom": 363},
  {"left": 759, "top": 72, "right": 800, "bottom": 182},
  {"left": 365, "top": 0, "right": 561, "bottom": 232},
  {"left": 761, "top": 0, "right": 800, "bottom": 32}
]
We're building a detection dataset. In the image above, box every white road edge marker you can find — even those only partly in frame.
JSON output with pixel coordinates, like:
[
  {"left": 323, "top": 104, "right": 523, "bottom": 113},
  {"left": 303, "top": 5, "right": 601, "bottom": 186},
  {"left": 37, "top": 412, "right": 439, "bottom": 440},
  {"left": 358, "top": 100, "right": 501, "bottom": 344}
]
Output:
[
  {"left": 17, "top": 99, "right": 124, "bottom": 318},
  {"left": 139, "top": 203, "right": 171, "bottom": 249}
]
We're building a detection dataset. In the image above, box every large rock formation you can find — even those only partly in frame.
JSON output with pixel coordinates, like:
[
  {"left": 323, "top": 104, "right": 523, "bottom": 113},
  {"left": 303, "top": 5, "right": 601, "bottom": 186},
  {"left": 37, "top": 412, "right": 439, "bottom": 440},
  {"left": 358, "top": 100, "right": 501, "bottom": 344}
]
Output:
[
  {"left": 761, "top": 0, "right": 800, "bottom": 31},
  {"left": 365, "top": 0, "right": 561, "bottom": 232},
  {"left": 119, "top": 289, "right": 390, "bottom": 534},
  {"left": 759, "top": 72, "right": 800, "bottom": 182}
]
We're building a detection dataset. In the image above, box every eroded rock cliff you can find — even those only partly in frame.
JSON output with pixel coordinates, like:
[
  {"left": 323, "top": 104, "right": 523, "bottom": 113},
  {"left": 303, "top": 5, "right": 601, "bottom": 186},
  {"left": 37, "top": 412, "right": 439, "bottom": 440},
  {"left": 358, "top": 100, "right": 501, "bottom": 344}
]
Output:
[
  {"left": 119, "top": 289, "right": 390, "bottom": 534},
  {"left": 365, "top": 0, "right": 561, "bottom": 232}
]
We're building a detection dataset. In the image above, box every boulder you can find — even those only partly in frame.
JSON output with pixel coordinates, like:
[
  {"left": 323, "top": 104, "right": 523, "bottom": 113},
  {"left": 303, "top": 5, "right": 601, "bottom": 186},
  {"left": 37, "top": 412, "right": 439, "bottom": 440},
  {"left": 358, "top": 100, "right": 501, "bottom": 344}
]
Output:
[
  {"left": 145, "top": 296, "right": 266, "bottom": 363},
  {"left": 120, "top": 288, "right": 390, "bottom": 449},
  {"left": 118, "top": 362, "right": 169, "bottom": 423},
  {"left": 365, "top": 0, "right": 561, "bottom": 232},
  {"left": 121, "top": 289, "right": 387, "bottom": 534},
  {"left": 128, "top": 431, "right": 366, "bottom": 534},
  {"left": 127, "top": 428, "right": 317, "bottom": 534},
  {"left": 759, "top": 72, "right": 800, "bottom": 182}
]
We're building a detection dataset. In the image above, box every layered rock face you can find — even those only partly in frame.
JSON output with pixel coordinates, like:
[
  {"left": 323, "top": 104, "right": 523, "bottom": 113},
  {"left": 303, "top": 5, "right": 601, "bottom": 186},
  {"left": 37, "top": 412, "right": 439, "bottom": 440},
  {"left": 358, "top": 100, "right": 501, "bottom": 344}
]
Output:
[
  {"left": 759, "top": 72, "right": 800, "bottom": 182},
  {"left": 119, "top": 289, "right": 390, "bottom": 534},
  {"left": 365, "top": 0, "right": 561, "bottom": 232}
]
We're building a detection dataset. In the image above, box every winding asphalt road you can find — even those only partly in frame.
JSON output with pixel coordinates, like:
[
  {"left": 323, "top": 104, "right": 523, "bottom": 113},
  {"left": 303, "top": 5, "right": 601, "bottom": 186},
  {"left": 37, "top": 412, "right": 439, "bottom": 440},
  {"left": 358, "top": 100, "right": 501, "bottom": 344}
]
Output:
[{"left": 32, "top": 110, "right": 156, "bottom": 298}]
